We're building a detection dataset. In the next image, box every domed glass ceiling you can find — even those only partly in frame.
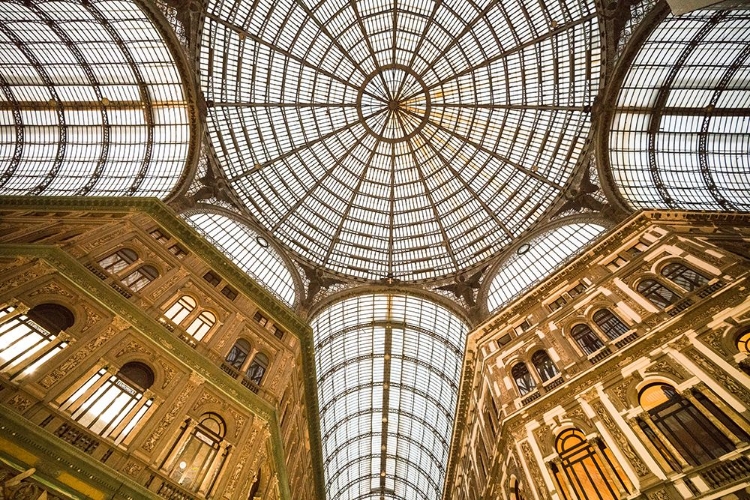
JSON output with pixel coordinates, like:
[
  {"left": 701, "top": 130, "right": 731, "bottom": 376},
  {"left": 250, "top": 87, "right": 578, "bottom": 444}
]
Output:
[{"left": 200, "top": 0, "right": 601, "bottom": 282}]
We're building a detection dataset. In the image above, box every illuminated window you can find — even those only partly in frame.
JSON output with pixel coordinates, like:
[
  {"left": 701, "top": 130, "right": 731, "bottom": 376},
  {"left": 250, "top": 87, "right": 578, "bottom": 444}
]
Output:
[
  {"left": 660, "top": 263, "right": 709, "bottom": 292},
  {"left": 737, "top": 328, "right": 750, "bottom": 353},
  {"left": 60, "top": 362, "right": 154, "bottom": 444},
  {"left": 165, "top": 296, "right": 197, "bottom": 324},
  {"left": 571, "top": 325, "right": 605, "bottom": 356},
  {"left": 122, "top": 265, "right": 158, "bottom": 292},
  {"left": 639, "top": 384, "right": 734, "bottom": 466},
  {"left": 553, "top": 429, "right": 629, "bottom": 500},
  {"left": 246, "top": 353, "right": 269, "bottom": 386},
  {"left": 637, "top": 279, "right": 680, "bottom": 309},
  {"left": 162, "top": 413, "right": 228, "bottom": 494},
  {"left": 592, "top": 310, "right": 629, "bottom": 340},
  {"left": 0, "top": 304, "right": 74, "bottom": 379},
  {"left": 531, "top": 351, "right": 559, "bottom": 383},
  {"left": 512, "top": 362, "right": 535, "bottom": 396},
  {"left": 98, "top": 249, "right": 138, "bottom": 274},
  {"left": 186, "top": 311, "right": 216, "bottom": 341}
]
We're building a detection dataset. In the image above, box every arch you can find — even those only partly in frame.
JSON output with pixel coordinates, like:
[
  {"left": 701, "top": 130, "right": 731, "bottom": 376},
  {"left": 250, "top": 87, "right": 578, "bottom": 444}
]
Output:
[
  {"left": 225, "top": 339, "right": 251, "bottom": 370},
  {"left": 311, "top": 292, "right": 468, "bottom": 500},
  {"left": 98, "top": 248, "right": 138, "bottom": 274},
  {"left": 604, "top": 9, "right": 750, "bottom": 211},
  {"left": 639, "top": 383, "right": 734, "bottom": 466},
  {"left": 0, "top": 0, "right": 193, "bottom": 198},
  {"left": 737, "top": 327, "right": 750, "bottom": 354},
  {"left": 660, "top": 262, "right": 709, "bottom": 292},
  {"left": 531, "top": 350, "right": 559, "bottom": 383},
  {"left": 592, "top": 309, "right": 629, "bottom": 340},
  {"left": 511, "top": 362, "right": 535, "bottom": 396},
  {"left": 122, "top": 265, "right": 158, "bottom": 292},
  {"left": 118, "top": 361, "right": 155, "bottom": 391},
  {"left": 184, "top": 211, "right": 298, "bottom": 306},
  {"left": 553, "top": 428, "right": 627, "bottom": 500},
  {"left": 636, "top": 279, "right": 680, "bottom": 309},
  {"left": 164, "top": 295, "right": 197, "bottom": 324},
  {"left": 570, "top": 324, "right": 605, "bottom": 356},
  {"left": 186, "top": 310, "right": 216, "bottom": 341},
  {"left": 486, "top": 223, "right": 606, "bottom": 313},
  {"left": 0, "top": 303, "right": 75, "bottom": 378},
  {"left": 27, "top": 303, "right": 75, "bottom": 333}
]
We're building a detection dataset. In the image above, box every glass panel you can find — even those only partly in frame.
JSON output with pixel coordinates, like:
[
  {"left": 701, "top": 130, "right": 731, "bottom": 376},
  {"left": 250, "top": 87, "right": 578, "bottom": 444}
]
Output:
[
  {"left": 487, "top": 224, "right": 606, "bottom": 312},
  {"left": 185, "top": 212, "right": 296, "bottom": 306},
  {"left": 0, "top": 0, "right": 190, "bottom": 198},
  {"left": 312, "top": 294, "right": 467, "bottom": 499},
  {"left": 200, "top": 0, "right": 601, "bottom": 282},
  {"left": 609, "top": 10, "right": 750, "bottom": 211}
]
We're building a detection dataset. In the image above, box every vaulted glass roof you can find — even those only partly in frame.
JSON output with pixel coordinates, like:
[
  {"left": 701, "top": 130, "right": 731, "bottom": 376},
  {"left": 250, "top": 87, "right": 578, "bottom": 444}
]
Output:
[
  {"left": 200, "top": 0, "right": 601, "bottom": 282},
  {"left": 312, "top": 294, "right": 467, "bottom": 500},
  {"left": 608, "top": 9, "right": 750, "bottom": 211},
  {"left": 486, "top": 223, "right": 605, "bottom": 312},
  {"left": 184, "top": 211, "right": 298, "bottom": 306},
  {"left": 0, "top": 0, "right": 191, "bottom": 197}
]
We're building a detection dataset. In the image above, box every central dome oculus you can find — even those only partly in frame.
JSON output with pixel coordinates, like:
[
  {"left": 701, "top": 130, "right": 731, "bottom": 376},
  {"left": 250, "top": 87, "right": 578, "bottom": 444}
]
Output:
[
  {"left": 200, "top": 0, "right": 601, "bottom": 282},
  {"left": 358, "top": 65, "right": 431, "bottom": 143}
]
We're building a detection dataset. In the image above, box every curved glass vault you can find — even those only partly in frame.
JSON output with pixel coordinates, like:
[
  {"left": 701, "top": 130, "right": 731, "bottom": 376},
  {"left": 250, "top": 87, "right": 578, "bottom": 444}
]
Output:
[
  {"left": 486, "top": 223, "right": 605, "bottom": 312},
  {"left": 609, "top": 9, "right": 750, "bottom": 211},
  {"left": 200, "top": 0, "right": 601, "bottom": 282},
  {"left": 0, "top": 0, "right": 191, "bottom": 197},
  {"left": 312, "top": 294, "right": 468, "bottom": 499},
  {"left": 184, "top": 211, "right": 298, "bottom": 306}
]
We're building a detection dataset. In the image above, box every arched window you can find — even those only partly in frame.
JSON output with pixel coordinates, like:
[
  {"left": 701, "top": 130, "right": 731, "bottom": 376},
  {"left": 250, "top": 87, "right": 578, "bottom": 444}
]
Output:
[
  {"left": 0, "top": 303, "right": 74, "bottom": 378},
  {"left": 163, "top": 413, "right": 229, "bottom": 494},
  {"left": 187, "top": 311, "right": 216, "bottom": 341},
  {"left": 592, "top": 310, "right": 629, "bottom": 340},
  {"left": 639, "top": 384, "right": 734, "bottom": 466},
  {"left": 661, "top": 263, "right": 709, "bottom": 292},
  {"left": 60, "top": 361, "right": 154, "bottom": 444},
  {"left": 736, "top": 328, "right": 749, "bottom": 353},
  {"left": 511, "top": 362, "right": 535, "bottom": 396},
  {"left": 165, "top": 296, "right": 197, "bottom": 324},
  {"left": 636, "top": 279, "right": 680, "bottom": 309},
  {"left": 98, "top": 248, "right": 138, "bottom": 274},
  {"left": 531, "top": 351, "right": 559, "bottom": 382},
  {"left": 225, "top": 339, "right": 251, "bottom": 370},
  {"left": 553, "top": 429, "right": 628, "bottom": 500},
  {"left": 570, "top": 324, "right": 604, "bottom": 356},
  {"left": 122, "top": 265, "right": 158, "bottom": 292},
  {"left": 246, "top": 353, "right": 269, "bottom": 386}
]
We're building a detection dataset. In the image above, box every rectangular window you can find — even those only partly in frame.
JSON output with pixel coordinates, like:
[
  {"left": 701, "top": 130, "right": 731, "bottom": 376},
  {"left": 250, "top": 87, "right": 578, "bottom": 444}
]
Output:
[
  {"left": 549, "top": 296, "right": 567, "bottom": 312},
  {"left": 221, "top": 286, "right": 238, "bottom": 301},
  {"left": 513, "top": 319, "right": 531, "bottom": 336},
  {"left": 273, "top": 326, "right": 285, "bottom": 340},
  {"left": 168, "top": 244, "right": 187, "bottom": 259},
  {"left": 150, "top": 228, "right": 169, "bottom": 244},
  {"left": 203, "top": 271, "right": 221, "bottom": 287},
  {"left": 568, "top": 282, "right": 587, "bottom": 297},
  {"left": 253, "top": 311, "right": 269, "bottom": 327},
  {"left": 496, "top": 334, "right": 511, "bottom": 348}
]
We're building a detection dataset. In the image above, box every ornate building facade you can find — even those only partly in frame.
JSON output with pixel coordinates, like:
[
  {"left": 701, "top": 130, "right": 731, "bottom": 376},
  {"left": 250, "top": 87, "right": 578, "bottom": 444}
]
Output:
[
  {"left": 0, "top": 0, "right": 748, "bottom": 499},
  {"left": 450, "top": 212, "right": 750, "bottom": 500}
]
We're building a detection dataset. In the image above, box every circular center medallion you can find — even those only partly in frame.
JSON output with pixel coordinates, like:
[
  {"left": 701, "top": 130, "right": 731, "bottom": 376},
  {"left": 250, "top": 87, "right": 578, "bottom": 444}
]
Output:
[{"left": 357, "top": 64, "right": 431, "bottom": 143}]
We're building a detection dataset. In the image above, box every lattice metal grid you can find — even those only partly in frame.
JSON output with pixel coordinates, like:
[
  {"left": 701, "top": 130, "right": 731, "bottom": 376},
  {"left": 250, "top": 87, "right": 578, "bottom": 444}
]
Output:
[
  {"left": 0, "top": 0, "right": 191, "bottom": 197},
  {"left": 312, "top": 294, "right": 468, "bottom": 500},
  {"left": 199, "top": 0, "right": 601, "bottom": 283}
]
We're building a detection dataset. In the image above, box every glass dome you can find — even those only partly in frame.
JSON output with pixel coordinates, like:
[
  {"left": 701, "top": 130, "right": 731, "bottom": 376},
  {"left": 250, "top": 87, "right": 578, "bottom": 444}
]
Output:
[{"left": 200, "top": 0, "right": 601, "bottom": 282}]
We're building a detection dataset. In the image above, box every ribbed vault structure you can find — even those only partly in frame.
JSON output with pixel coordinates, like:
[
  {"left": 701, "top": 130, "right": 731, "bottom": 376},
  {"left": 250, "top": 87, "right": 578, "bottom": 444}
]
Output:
[
  {"left": 312, "top": 294, "right": 468, "bottom": 500},
  {"left": 0, "top": 0, "right": 191, "bottom": 197},
  {"left": 199, "top": 0, "right": 601, "bottom": 282},
  {"left": 486, "top": 223, "right": 606, "bottom": 313},
  {"left": 608, "top": 8, "right": 750, "bottom": 211},
  {"left": 184, "top": 211, "right": 298, "bottom": 306}
]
